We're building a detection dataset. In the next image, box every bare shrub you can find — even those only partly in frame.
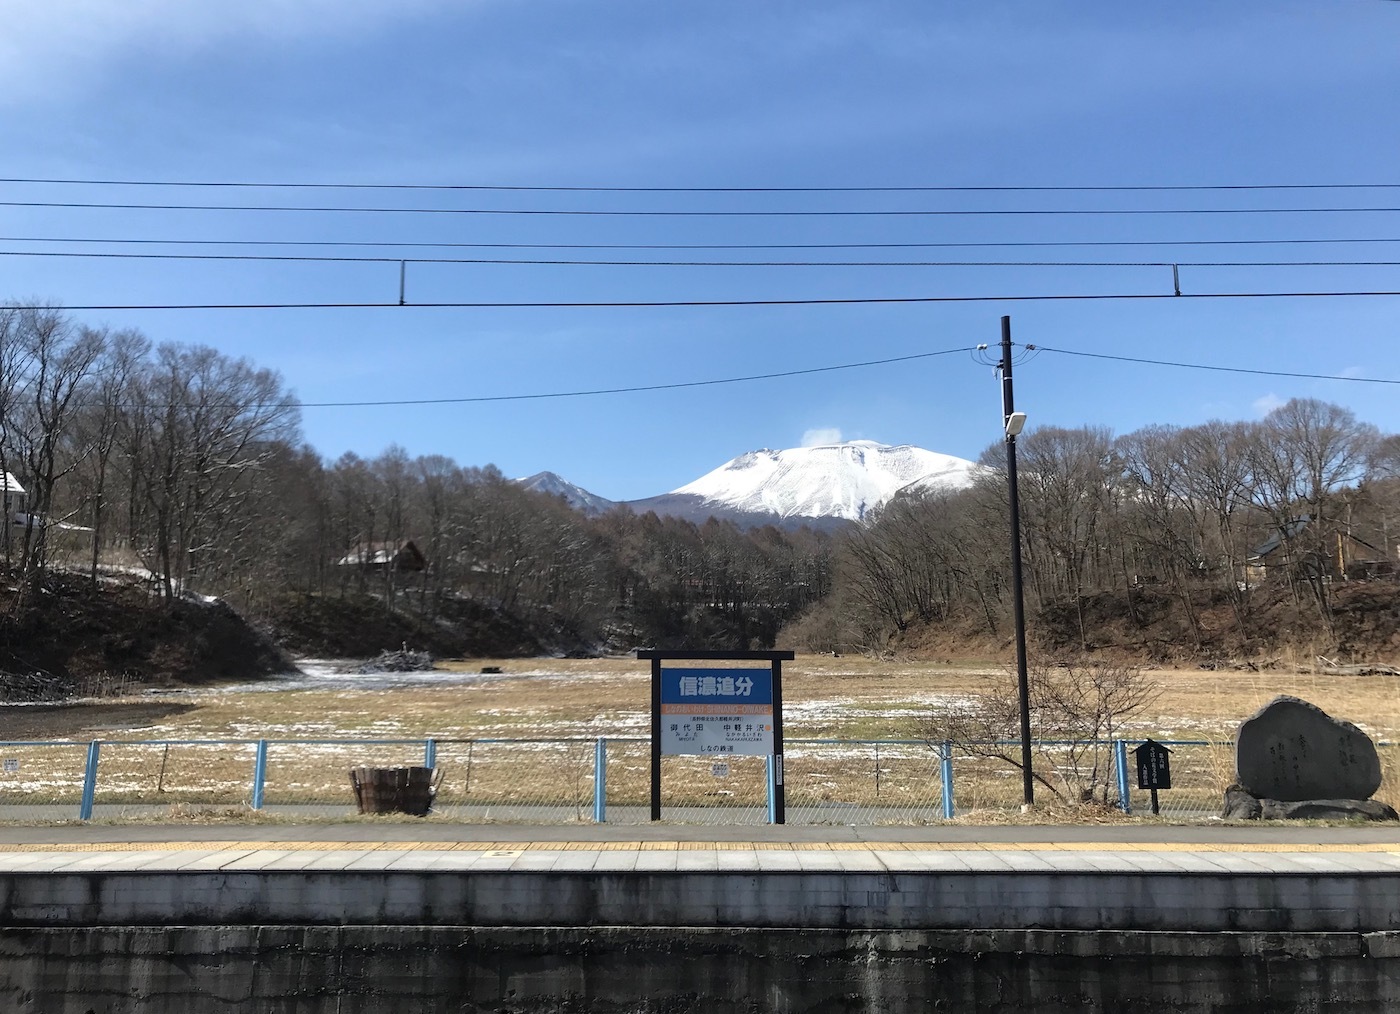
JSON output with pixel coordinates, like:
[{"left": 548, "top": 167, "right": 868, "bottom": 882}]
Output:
[
  {"left": 554, "top": 739, "right": 596, "bottom": 821},
  {"left": 924, "top": 656, "right": 1162, "bottom": 805}
]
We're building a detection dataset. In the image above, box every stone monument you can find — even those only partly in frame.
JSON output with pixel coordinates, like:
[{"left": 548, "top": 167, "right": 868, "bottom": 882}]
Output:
[{"left": 1223, "top": 695, "right": 1398, "bottom": 821}]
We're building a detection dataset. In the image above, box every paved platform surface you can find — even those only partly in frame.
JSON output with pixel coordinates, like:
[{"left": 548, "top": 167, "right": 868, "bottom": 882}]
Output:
[
  {"left": 0, "top": 824, "right": 1396, "bottom": 874},
  {"left": 2, "top": 821, "right": 1399, "bottom": 845}
]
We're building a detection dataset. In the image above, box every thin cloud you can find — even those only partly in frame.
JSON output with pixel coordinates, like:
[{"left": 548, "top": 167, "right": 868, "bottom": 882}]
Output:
[
  {"left": 1253, "top": 393, "right": 1285, "bottom": 416},
  {"left": 0, "top": 0, "right": 451, "bottom": 100},
  {"left": 801, "top": 427, "right": 843, "bottom": 447}
]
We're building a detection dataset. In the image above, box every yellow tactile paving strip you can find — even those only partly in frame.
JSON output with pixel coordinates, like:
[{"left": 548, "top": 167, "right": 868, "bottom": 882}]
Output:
[{"left": 0, "top": 840, "right": 1396, "bottom": 854}]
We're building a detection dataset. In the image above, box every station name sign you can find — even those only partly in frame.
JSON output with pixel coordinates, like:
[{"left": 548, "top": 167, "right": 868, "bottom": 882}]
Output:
[{"left": 660, "top": 667, "right": 774, "bottom": 756}]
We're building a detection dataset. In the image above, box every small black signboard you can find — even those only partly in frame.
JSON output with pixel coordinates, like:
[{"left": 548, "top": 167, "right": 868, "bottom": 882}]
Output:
[
  {"left": 1135, "top": 739, "right": 1172, "bottom": 790},
  {"left": 1134, "top": 739, "right": 1172, "bottom": 815}
]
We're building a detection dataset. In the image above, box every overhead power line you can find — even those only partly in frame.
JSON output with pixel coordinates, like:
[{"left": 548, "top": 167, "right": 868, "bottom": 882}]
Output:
[
  {"left": 18, "top": 290, "right": 1400, "bottom": 312},
  {"left": 6, "top": 235, "right": 1400, "bottom": 252},
  {"left": 1033, "top": 345, "right": 1400, "bottom": 385},
  {"left": 290, "top": 347, "right": 976, "bottom": 407},
  {"left": 5, "top": 249, "right": 1400, "bottom": 269},
  {"left": 101, "top": 347, "right": 978, "bottom": 410},
  {"left": 8, "top": 200, "right": 1400, "bottom": 218},
  {"left": 114, "top": 340, "right": 1400, "bottom": 411},
  {"left": 4, "top": 177, "right": 1400, "bottom": 194},
  {"left": 6, "top": 248, "right": 1400, "bottom": 274}
]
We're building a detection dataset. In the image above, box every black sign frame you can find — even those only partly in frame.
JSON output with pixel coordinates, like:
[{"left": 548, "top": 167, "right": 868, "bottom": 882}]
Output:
[{"left": 638, "top": 649, "right": 793, "bottom": 824}]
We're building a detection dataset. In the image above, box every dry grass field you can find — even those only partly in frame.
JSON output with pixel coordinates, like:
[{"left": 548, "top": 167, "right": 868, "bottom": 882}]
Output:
[
  {"left": 55, "top": 654, "right": 1394, "bottom": 743},
  {"left": 3, "top": 654, "right": 1399, "bottom": 819}
]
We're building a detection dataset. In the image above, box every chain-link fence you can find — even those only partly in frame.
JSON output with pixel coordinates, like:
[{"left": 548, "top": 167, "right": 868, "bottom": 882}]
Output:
[
  {"left": 0, "top": 741, "right": 92, "bottom": 820},
  {"left": 0, "top": 735, "right": 1387, "bottom": 823},
  {"left": 785, "top": 740, "right": 946, "bottom": 825},
  {"left": 1117, "top": 740, "right": 1233, "bottom": 817},
  {"left": 432, "top": 739, "right": 601, "bottom": 822}
]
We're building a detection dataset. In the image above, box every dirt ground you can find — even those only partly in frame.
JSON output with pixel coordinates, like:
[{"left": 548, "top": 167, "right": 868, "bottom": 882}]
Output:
[{"left": 0, "top": 701, "right": 197, "bottom": 741}]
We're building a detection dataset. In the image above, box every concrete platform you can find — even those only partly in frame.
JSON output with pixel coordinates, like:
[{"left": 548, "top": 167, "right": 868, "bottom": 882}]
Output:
[
  {"left": 2, "top": 835, "right": 1400, "bottom": 874},
  {"left": 2, "top": 829, "right": 1398, "bottom": 1011},
  {"left": 0, "top": 836, "right": 1397, "bottom": 932}
]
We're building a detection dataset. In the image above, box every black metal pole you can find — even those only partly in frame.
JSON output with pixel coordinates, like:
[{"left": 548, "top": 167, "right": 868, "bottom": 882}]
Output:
[
  {"left": 1001, "top": 315, "right": 1035, "bottom": 808},
  {"left": 771, "top": 658, "right": 786, "bottom": 825},
  {"left": 650, "top": 656, "right": 662, "bottom": 821}
]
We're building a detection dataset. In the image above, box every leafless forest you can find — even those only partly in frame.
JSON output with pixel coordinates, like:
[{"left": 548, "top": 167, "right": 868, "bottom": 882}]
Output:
[
  {"left": 812, "top": 404, "right": 1400, "bottom": 659},
  {"left": 5, "top": 302, "right": 1399, "bottom": 661}
]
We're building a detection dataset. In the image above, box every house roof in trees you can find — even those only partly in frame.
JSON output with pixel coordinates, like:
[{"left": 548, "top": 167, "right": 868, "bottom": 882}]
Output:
[
  {"left": 1249, "top": 517, "right": 1311, "bottom": 561},
  {"left": 336, "top": 539, "right": 427, "bottom": 571},
  {"left": 1248, "top": 516, "right": 1386, "bottom": 562},
  {"left": 1, "top": 472, "right": 25, "bottom": 496}
]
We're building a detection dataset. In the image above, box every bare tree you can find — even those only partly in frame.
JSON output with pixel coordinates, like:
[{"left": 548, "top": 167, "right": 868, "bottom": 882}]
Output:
[
  {"left": 1174, "top": 420, "right": 1256, "bottom": 637},
  {"left": 1116, "top": 425, "right": 1204, "bottom": 645},
  {"left": 925, "top": 657, "right": 1161, "bottom": 805},
  {"left": 1013, "top": 426, "right": 1117, "bottom": 648},
  {"left": 128, "top": 343, "right": 300, "bottom": 599},
  {"left": 1248, "top": 399, "right": 1379, "bottom": 623},
  {"left": 8, "top": 309, "right": 106, "bottom": 587},
  {"left": 0, "top": 305, "right": 36, "bottom": 571},
  {"left": 71, "top": 328, "right": 150, "bottom": 586}
]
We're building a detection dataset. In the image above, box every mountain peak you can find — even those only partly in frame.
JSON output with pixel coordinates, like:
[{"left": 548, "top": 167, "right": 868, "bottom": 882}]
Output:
[
  {"left": 516, "top": 471, "right": 617, "bottom": 515},
  {"left": 670, "top": 440, "right": 977, "bottom": 522}
]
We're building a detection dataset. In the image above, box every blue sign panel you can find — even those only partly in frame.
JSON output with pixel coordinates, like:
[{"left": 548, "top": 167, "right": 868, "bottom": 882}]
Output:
[
  {"left": 660, "top": 667, "right": 773, "bottom": 756},
  {"left": 660, "top": 667, "right": 773, "bottom": 707}
]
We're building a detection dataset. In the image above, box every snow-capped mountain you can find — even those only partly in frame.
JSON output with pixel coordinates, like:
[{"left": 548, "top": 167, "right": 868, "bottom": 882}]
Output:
[
  {"left": 664, "top": 440, "right": 977, "bottom": 523},
  {"left": 516, "top": 471, "right": 617, "bottom": 515},
  {"left": 518, "top": 441, "right": 980, "bottom": 530}
]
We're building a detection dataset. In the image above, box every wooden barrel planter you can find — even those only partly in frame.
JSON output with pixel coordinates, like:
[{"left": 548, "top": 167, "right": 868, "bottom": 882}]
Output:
[{"left": 349, "top": 766, "right": 438, "bottom": 816}]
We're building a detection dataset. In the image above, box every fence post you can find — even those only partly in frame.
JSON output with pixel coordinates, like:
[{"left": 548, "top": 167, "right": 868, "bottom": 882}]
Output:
[
  {"left": 424, "top": 738, "right": 437, "bottom": 770},
  {"left": 251, "top": 740, "right": 269, "bottom": 810},
  {"left": 1115, "top": 740, "right": 1132, "bottom": 814},
  {"left": 941, "top": 741, "right": 955, "bottom": 819},
  {"left": 766, "top": 755, "right": 777, "bottom": 824},
  {"left": 593, "top": 738, "right": 607, "bottom": 823},
  {"left": 79, "top": 740, "right": 101, "bottom": 821}
]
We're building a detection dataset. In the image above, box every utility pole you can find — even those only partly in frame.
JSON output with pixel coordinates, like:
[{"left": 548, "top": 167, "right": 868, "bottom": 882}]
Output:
[{"left": 1000, "top": 315, "right": 1035, "bottom": 808}]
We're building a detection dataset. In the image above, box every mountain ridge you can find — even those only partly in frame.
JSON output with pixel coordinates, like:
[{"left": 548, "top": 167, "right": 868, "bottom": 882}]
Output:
[{"left": 518, "top": 439, "right": 979, "bottom": 529}]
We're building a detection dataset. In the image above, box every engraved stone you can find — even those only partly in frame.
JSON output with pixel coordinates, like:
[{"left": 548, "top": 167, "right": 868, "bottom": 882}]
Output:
[{"left": 1234, "top": 695, "right": 1381, "bottom": 802}]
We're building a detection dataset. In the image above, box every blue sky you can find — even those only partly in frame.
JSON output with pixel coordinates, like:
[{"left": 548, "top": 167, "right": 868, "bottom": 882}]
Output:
[{"left": 1, "top": 0, "right": 1398, "bottom": 500}]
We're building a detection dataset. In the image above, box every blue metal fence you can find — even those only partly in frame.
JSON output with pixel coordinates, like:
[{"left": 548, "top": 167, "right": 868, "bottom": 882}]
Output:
[{"left": 0, "top": 735, "right": 1362, "bottom": 823}]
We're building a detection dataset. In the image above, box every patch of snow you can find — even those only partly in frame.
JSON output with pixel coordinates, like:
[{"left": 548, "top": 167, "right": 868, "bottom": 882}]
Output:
[{"left": 177, "top": 659, "right": 643, "bottom": 696}]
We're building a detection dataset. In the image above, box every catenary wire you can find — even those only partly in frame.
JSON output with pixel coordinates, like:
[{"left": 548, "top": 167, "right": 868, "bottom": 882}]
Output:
[
  {"left": 9, "top": 200, "right": 1400, "bottom": 218},
  {"left": 4, "top": 249, "right": 1400, "bottom": 268},
  {"left": 4, "top": 177, "right": 1400, "bottom": 194},
  {"left": 5, "top": 236, "right": 1400, "bottom": 251},
  {"left": 18, "top": 290, "right": 1400, "bottom": 311}
]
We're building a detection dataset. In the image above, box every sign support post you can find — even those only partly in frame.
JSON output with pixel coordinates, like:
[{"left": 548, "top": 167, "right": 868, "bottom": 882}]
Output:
[
  {"left": 639, "top": 649, "right": 794, "bottom": 824},
  {"left": 649, "top": 654, "right": 663, "bottom": 821},
  {"left": 771, "top": 655, "right": 786, "bottom": 824}
]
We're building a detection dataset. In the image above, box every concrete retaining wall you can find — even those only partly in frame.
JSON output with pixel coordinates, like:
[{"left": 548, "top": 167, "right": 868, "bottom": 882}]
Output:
[
  {"left": 4, "top": 867, "right": 1400, "bottom": 1011},
  {"left": 2, "top": 925, "right": 1399, "bottom": 1013},
  {"left": 1, "top": 869, "right": 1397, "bottom": 932}
]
